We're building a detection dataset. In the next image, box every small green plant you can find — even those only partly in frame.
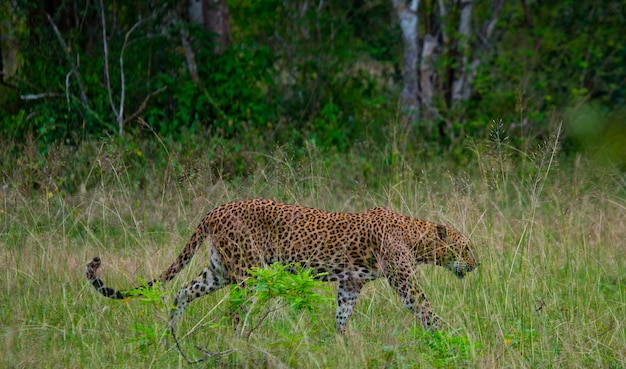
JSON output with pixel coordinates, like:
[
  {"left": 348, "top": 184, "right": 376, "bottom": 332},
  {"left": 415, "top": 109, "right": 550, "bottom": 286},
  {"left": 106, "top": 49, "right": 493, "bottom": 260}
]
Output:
[
  {"left": 227, "top": 263, "right": 331, "bottom": 339},
  {"left": 124, "top": 280, "right": 171, "bottom": 351},
  {"left": 374, "top": 331, "right": 479, "bottom": 369},
  {"left": 376, "top": 329, "right": 481, "bottom": 368},
  {"left": 124, "top": 279, "right": 169, "bottom": 305},
  {"left": 419, "top": 330, "right": 480, "bottom": 368},
  {"left": 129, "top": 322, "right": 168, "bottom": 352}
]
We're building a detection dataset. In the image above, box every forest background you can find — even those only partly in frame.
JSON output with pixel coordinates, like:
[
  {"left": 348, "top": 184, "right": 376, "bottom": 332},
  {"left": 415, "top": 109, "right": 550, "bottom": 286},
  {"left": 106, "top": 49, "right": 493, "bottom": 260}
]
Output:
[
  {"left": 1, "top": 0, "right": 625, "bottom": 174},
  {"left": 1, "top": 1, "right": 625, "bottom": 368}
]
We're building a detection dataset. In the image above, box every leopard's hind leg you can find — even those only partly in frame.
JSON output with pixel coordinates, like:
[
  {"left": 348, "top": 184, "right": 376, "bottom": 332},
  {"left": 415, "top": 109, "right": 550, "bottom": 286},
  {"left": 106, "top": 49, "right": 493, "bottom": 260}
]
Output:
[
  {"left": 335, "top": 278, "right": 365, "bottom": 333},
  {"left": 168, "top": 245, "right": 230, "bottom": 331}
]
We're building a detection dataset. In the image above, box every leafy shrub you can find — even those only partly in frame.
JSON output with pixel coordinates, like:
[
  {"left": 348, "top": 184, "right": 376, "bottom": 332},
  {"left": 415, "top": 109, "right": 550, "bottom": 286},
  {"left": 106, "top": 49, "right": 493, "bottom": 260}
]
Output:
[{"left": 227, "top": 262, "right": 331, "bottom": 338}]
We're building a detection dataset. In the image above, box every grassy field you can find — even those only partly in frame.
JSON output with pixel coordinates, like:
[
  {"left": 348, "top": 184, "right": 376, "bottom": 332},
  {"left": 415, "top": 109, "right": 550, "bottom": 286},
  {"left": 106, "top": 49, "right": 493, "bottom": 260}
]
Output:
[{"left": 1, "top": 135, "right": 625, "bottom": 368}]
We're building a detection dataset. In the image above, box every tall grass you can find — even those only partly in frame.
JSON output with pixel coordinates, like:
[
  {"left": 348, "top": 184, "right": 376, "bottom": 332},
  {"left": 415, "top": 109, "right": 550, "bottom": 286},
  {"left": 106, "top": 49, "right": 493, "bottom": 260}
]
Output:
[{"left": 1, "top": 128, "right": 625, "bottom": 368}]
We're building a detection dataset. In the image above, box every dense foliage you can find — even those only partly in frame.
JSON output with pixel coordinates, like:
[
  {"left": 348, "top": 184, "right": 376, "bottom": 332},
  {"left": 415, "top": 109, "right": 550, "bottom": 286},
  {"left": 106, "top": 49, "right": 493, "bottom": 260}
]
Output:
[{"left": 1, "top": 0, "right": 625, "bottom": 167}]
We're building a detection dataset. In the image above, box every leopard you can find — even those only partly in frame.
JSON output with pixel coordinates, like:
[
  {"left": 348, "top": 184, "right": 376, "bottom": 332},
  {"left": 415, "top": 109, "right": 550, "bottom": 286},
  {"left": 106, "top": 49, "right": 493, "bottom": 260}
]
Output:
[{"left": 86, "top": 198, "right": 477, "bottom": 335}]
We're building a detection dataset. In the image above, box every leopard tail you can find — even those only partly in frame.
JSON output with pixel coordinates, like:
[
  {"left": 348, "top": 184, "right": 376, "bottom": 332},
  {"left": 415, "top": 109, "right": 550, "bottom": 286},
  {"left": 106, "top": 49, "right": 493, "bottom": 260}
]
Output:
[{"left": 85, "top": 218, "right": 211, "bottom": 299}]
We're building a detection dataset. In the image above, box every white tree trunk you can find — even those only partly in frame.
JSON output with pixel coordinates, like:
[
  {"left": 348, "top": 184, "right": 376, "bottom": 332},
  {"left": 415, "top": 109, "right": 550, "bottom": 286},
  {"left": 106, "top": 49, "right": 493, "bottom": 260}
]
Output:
[
  {"left": 451, "top": 0, "right": 473, "bottom": 106},
  {"left": 392, "top": 0, "right": 420, "bottom": 122},
  {"left": 391, "top": 0, "right": 502, "bottom": 139},
  {"left": 420, "top": 34, "right": 438, "bottom": 126}
]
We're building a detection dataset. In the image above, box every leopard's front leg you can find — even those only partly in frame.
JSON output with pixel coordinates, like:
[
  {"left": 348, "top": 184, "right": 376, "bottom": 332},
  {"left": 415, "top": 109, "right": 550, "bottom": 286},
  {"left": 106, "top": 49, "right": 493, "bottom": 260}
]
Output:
[
  {"left": 384, "top": 252, "right": 440, "bottom": 330},
  {"left": 388, "top": 274, "right": 440, "bottom": 330}
]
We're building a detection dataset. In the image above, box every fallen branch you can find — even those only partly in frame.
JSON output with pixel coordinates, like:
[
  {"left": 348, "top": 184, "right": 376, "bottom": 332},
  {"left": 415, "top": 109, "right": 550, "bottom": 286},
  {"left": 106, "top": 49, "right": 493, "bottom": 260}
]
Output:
[{"left": 20, "top": 93, "right": 64, "bottom": 100}]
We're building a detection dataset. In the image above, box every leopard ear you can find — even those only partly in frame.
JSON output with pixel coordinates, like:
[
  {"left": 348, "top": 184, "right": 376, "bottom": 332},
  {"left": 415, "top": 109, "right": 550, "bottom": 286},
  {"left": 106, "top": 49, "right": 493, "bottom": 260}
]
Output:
[{"left": 436, "top": 224, "right": 448, "bottom": 241}]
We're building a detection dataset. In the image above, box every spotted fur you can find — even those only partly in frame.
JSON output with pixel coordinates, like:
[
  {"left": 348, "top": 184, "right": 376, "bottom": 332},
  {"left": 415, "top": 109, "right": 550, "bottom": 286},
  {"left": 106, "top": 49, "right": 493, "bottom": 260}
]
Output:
[{"left": 86, "top": 199, "right": 477, "bottom": 333}]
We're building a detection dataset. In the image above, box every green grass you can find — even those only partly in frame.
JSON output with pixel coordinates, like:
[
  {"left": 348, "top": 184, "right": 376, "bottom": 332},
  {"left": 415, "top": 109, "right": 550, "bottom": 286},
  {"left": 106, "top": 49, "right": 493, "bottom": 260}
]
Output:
[{"left": 1, "top": 135, "right": 625, "bottom": 368}]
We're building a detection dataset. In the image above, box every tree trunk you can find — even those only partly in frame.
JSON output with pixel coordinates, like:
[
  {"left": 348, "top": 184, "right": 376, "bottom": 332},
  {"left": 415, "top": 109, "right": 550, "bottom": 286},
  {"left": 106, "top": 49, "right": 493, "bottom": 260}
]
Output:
[
  {"left": 420, "top": 33, "right": 439, "bottom": 131},
  {"left": 392, "top": 0, "right": 420, "bottom": 123},
  {"left": 187, "top": 0, "right": 231, "bottom": 54},
  {"left": 451, "top": 0, "right": 472, "bottom": 107},
  {"left": 180, "top": 27, "right": 200, "bottom": 86},
  {"left": 391, "top": 0, "right": 503, "bottom": 142},
  {"left": 0, "top": 7, "right": 22, "bottom": 82}
]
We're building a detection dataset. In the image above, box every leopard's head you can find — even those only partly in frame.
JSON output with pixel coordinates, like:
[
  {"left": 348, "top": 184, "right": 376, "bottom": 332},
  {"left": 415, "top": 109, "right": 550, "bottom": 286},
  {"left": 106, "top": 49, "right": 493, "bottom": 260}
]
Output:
[{"left": 435, "top": 225, "right": 477, "bottom": 279}]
